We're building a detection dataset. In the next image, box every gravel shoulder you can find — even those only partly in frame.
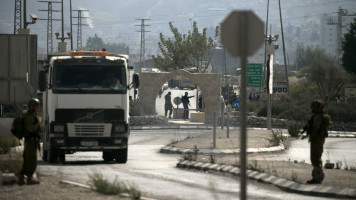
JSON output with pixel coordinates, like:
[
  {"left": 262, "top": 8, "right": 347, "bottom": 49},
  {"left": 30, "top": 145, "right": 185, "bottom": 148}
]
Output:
[{"left": 170, "top": 129, "right": 356, "bottom": 189}]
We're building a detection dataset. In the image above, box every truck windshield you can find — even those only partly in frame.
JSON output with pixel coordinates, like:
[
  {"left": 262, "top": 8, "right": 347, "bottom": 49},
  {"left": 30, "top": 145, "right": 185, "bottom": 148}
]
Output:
[{"left": 52, "top": 64, "right": 126, "bottom": 94}]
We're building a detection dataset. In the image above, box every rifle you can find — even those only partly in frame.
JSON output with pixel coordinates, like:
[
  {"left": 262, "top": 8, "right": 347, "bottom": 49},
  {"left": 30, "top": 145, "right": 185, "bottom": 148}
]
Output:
[{"left": 301, "top": 114, "right": 316, "bottom": 139}]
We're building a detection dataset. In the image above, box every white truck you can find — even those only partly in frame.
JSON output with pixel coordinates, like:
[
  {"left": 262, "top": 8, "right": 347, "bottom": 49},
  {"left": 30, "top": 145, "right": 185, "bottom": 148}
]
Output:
[{"left": 38, "top": 50, "right": 139, "bottom": 163}]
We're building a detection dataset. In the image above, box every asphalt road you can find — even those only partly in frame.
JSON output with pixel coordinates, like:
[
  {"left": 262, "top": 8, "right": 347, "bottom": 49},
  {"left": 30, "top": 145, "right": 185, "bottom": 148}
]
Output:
[
  {"left": 37, "top": 129, "right": 340, "bottom": 200},
  {"left": 255, "top": 137, "right": 356, "bottom": 168}
]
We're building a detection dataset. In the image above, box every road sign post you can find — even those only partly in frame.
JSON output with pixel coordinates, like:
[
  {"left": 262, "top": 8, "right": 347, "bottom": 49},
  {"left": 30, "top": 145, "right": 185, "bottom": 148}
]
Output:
[{"left": 221, "top": 11, "right": 264, "bottom": 200}]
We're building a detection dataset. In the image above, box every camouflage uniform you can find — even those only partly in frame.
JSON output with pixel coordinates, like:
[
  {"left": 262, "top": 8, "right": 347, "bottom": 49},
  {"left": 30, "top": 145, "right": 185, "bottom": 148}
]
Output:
[
  {"left": 19, "top": 99, "right": 42, "bottom": 185},
  {"left": 307, "top": 99, "right": 330, "bottom": 184}
]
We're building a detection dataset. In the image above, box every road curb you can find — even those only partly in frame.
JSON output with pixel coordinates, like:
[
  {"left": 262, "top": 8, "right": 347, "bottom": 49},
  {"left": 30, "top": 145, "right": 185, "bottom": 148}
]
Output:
[
  {"left": 177, "top": 161, "right": 356, "bottom": 199},
  {"left": 160, "top": 144, "right": 285, "bottom": 155}
]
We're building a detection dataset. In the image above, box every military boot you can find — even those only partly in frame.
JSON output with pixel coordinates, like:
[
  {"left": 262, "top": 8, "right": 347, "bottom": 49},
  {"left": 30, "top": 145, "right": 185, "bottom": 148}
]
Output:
[
  {"left": 18, "top": 174, "right": 26, "bottom": 186},
  {"left": 26, "top": 177, "right": 40, "bottom": 185},
  {"left": 307, "top": 167, "right": 324, "bottom": 184}
]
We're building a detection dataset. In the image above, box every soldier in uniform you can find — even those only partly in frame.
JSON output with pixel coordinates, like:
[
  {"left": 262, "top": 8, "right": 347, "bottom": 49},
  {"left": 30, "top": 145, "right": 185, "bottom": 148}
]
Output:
[
  {"left": 306, "top": 99, "right": 330, "bottom": 184},
  {"left": 18, "top": 98, "right": 42, "bottom": 185}
]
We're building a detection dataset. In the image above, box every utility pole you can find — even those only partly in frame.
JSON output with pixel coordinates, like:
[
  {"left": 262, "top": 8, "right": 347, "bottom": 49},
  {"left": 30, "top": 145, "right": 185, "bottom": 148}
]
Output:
[
  {"left": 70, "top": 0, "right": 73, "bottom": 50},
  {"left": 72, "top": 10, "right": 89, "bottom": 49},
  {"left": 263, "top": 0, "right": 270, "bottom": 90},
  {"left": 327, "top": 7, "right": 356, "bottom": 60},
  {"left": 55, "top": 0, "right": 71, "bottom": 53},
  {"left": 266, "top": 35, "right": 279, "bottom": 130},
  {"left": 38, "top": 1, "right": 61, "bottom": 54},
  {"left": 278, "top": 0, "right": 289, "bottom": 95},
  {"left": 14, "top": 0, "right": 22, "bottom": 34},
  {"left": 135, "top": 19, "right": 150, "bottom": 68}
]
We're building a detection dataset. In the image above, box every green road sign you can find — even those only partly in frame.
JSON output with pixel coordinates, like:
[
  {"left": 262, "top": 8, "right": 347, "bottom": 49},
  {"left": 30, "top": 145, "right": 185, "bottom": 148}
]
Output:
[{"left": 247, "top": 63, "right": 262, "bottom": 87}]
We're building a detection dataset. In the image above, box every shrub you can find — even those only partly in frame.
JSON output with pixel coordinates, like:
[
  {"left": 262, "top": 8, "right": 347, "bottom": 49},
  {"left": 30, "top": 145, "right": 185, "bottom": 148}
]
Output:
[
  {"left": 0, "top": 137, "right": 14, "bottom": 154},
  {"left": 268, "top": 129, "right": 287, "bottom": 146},
  {"left": 287, "top": 122, "right": 300, "bottom": 137},
  {"left": 88, "top": 173, "right": 141, "bottom": 199},
  {"left": 326, "top": 102, "right": 356, "bottom": 122}
]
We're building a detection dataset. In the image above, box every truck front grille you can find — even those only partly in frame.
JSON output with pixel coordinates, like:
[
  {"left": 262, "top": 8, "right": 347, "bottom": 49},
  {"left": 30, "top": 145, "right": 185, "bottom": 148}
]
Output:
[
  {"left": 67, "top": 123, "right": 112, "bottom": 137},
  {"left": 55, "top": 109, "right": 125, "bottom": 123}
]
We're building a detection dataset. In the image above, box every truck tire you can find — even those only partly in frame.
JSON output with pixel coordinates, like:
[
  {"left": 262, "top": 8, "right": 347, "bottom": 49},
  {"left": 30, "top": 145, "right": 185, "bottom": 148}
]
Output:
[
  {"left": 115, "top": 148, "right": 127, "bottom": 163},
  {"left": 47, "top": 147, "right": 58, "bottom": 163},
  {"left": 102, "top": 151, "right": 115, "bottom": 162}
]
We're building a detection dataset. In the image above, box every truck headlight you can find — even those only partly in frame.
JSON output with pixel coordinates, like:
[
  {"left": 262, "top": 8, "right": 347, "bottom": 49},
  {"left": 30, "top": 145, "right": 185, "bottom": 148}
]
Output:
[
  {"left": 114, "top": 139, "right": 122, "bottom": 144},
  {"left": 54, "top": 125, "right": 65, "bottom": 132},
  {"left": 114, "top": 125, "right": 125, "bottom": 133}
]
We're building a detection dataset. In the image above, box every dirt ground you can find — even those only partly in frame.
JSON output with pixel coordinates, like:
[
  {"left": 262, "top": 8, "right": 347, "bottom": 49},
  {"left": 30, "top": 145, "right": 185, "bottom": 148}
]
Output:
[
  {"left": 171, "top": 129, "right": 356, "bottom": 189},
  {"left": 0, "top": 175, "right": 132, "bottom": 200},
  {"left": 0, "top": 152, "right": 131, "bottom": 200}
]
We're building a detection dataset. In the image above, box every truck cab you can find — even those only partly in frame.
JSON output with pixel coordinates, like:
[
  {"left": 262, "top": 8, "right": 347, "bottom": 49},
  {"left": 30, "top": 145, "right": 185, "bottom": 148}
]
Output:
[{"left": 38, "top": 50, "right": 139, "bottom": 163}]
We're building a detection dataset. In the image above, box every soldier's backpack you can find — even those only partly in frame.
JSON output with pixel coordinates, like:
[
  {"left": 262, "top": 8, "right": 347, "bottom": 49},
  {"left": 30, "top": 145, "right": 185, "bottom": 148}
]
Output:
[{"left": 11, "top": 115, "right": 25, "bottom": 139}]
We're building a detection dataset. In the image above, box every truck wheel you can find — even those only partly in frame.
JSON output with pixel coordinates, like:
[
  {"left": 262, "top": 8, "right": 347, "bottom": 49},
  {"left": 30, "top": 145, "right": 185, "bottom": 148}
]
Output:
[
  {"left": 58, "top": 151, "right": 65, "bottom": 163},
  {"left": 42, "top": 149, "right": 48, "bottom": 161},
  {"left": 115, "top": 148, "right": 127, "bottom": 163},
  {"left": 102, "top": 152, "right": 115, "bottom": 162},
  {"left": 47, "top": 147, "right": 58, "bottom": 163}
]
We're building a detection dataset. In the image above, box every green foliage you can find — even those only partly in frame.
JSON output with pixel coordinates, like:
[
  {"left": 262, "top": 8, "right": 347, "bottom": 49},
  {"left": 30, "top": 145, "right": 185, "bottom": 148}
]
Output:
[
  {"left": 268, "top": 130, "right": 287, "bottom": 147},
  {"left": 287, "top": 122, "right": 300, "bottom": 137},
  {"left": 326, "top": 102, "right": 356, "bottom": 122},
  {"left": 298, "top": 59, "right": 347, "bottom": 104},
  {"left": 342, "top": 18, "right": 356, "bottom": 74},
  {"left": 86, "top": 34, "right": 105, "bottom": 50},
  {"left": 86, "top": 34, "right": 130, "bottom": 54},
  {"left": 153, "top": 21, "right": 218, "bottom": 72},
  {"left": 295, "top": 44, "right": 329, "bottom": 70},
  {"left": 0, "top": 137, "right": 16, "bottom": 154}
]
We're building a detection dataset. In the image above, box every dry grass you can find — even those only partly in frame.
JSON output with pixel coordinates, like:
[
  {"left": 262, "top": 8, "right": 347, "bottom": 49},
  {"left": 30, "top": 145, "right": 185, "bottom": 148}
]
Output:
[{"left": 0, "top": 175, "right": 132, "bottom": 200}]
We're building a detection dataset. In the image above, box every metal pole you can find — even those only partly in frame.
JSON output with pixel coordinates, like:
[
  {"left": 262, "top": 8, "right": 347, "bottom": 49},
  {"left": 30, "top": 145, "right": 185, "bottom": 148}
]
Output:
[
  {"left": 240, "top": 13, "right": 249, "bottom": 200},
  {"left": 267, "top": 54, "right": 272, "bottom": 130},
  {"left": 263, "top": 0, "right": 270, "bottom": 89},
  {"left": 213, "top": 112, "right": 216, "bottom": 149},
  {"left": 70, "top": 0, "right": 73, "bottom": 50},
  {"left": 227, "top": 108, "right": 230, "bottom": 138},
  {"left": 24, "top": 0, "right": 27, "bottom": 29},
  {"left": 61, "top": 0, "right": 64, "bottom": 42},
  {"left": 278, "top": 0, "right": 289, "bottom": 94}
]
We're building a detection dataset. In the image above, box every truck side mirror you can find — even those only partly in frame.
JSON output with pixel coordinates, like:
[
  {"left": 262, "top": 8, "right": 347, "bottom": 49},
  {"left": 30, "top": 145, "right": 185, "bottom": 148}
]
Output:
[
  {"left": 132, "top": 73, "right": 140, "bottom": 89},
  {"left": 38, "top": 70, "right": 47, "bottom": 92}
]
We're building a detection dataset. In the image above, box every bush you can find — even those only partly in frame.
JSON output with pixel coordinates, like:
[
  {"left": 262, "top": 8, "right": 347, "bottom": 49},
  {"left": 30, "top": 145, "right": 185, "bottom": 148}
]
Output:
[
  {"left": 267, "top": 129, "right": 287, "bottom": 146},
  {"left": 287, "top": 122, "right": 300, "bottom": 137},
  {"left": 326, "top": 102, "right": 356, "bottom": 122},
  {"left": 0, "top": 137, "right": 15, "bottom": 154},
  {"left": 88, "top": 173, "right": 141, "bottom": 199}
]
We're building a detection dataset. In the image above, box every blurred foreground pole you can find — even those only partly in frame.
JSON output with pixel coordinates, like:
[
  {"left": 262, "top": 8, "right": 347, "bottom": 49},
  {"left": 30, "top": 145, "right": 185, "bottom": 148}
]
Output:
[
  {"left": 220, "top": 11, "right": 264, "bottom": 200},
  {"left": 239, "top": 15, "right": 248, "bottom": 200}
]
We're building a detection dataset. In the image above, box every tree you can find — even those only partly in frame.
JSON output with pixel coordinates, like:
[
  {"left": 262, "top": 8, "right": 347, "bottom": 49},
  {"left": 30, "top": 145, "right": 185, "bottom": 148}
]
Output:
[
  {"left": 85, "top": 34, "right": 130, "bottom": 54},
  {"left": 153, "top": 21, "right": 218, "bottom": 72},
  {"left": 342, "top": 18, "right": 356, "bottom": 74},
  {"left": 86, "top": 34, "right": 104, "bottom": 50},
  {"left": 300, "top": 58, "right": 347, "bottom": 104},
  {"left": 295, "top": 45, "right": 329, "bottom": 70}
]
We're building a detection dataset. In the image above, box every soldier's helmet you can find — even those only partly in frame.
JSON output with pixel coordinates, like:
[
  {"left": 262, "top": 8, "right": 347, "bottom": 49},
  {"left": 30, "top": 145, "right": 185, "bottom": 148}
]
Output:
[
  {"left": 310, "top": 99, "right": 325, "bottom": 113},
  {"left": 185, "top": 92, "right": 188, "bottom": 95},
  {"left": 28, "top": 98, "right": 40, "bottom": 107}
]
